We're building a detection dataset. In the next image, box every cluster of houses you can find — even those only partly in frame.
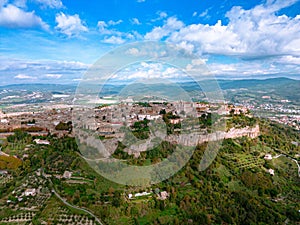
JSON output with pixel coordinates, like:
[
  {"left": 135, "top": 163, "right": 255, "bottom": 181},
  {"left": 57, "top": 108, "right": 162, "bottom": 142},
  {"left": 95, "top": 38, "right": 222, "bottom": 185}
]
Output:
[
  {"left": 78, "top": 101, "right": 249, "bottom": 140},
  {"left": 0, "top": 100, "right": 251, "bottom": 140},
  {"left": 0, "top": 108, "right": 72, "bottom": 137}
]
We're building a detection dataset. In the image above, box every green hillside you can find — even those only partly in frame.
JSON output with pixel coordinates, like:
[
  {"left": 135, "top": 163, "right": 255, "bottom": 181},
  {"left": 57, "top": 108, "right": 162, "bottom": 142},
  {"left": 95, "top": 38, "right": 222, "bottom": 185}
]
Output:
[{"left": 0, "top": 116, "right": 299, "bottom": 224}]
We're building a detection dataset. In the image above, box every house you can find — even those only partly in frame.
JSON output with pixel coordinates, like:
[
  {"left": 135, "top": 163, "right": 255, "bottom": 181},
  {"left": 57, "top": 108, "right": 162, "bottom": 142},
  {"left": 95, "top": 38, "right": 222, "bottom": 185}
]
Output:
[
  {"left": 24, "top": 188, "right": 36, "bottom": 196},
  {"left": 0, "top": 119, "right": 8, "bottom": 123},
  {"left": 134, "top": 191, "right": 151, "bottom": 197},
  {"left": 170, "top": 118, "right": 182, "bottom": 124},
  {"left": 159, "top": 191, "right": 169, "bottom": 200},
  {"left": 0, "top": 170, "right": 8, "bottom": 176},
  {"left": 264, "top": 154, "right": 273, "bottom": 160},
  {"left": 268, "top": 169, "right": 275, "bottom": 176},
  {"left": 34, "top": 139, "right": 50, "bottom": 145},
  {"left": 63, "top": 171, "right": 72, "bottom": 179}
]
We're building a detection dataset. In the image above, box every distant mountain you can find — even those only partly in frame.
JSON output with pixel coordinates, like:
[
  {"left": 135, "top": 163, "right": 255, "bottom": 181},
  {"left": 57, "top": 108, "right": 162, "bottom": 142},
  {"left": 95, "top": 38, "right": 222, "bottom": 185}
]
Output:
[
  {"left": 0, "top": 83, "right": 76, "bottom": 92},
  {"left": 1, "top": 77, "right": 299, "bottom": 103},
  {"left": 217, "top": 77, "right": 297, "bottom": 90},
  {"left": 218, "top": 77, "right": 300, "bottom": 104}
]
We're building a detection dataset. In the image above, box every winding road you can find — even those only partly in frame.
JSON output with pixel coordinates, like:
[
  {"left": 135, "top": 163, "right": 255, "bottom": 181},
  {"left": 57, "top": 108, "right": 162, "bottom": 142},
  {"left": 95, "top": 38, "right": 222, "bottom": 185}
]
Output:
[
  {"left": 273, "top": 154, "right": 300, "bottom": 178},
  {"left": 42, "top": 168, "right": 104, "bottom": 225},
  {"left": 51, "top": 189, "right": 104, "bottom": 225}
]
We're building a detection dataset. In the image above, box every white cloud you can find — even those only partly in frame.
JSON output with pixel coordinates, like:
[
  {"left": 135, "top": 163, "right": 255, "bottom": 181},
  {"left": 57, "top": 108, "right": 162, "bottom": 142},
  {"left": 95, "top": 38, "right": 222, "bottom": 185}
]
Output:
[
  {"left": 131, "top": 18, "right": 141, "bottom": 25},
  {"left": 102, "top": 36, "right": 125, "bottom": 44},
  {"left": 108, "top": 19, "right": 123, "bottom": 26},
  {"left": 45, "top": 74, "right": 62, "bottom": 79},
  {"left": 97, "top": 19, "right": 141, "bottom": 44},
  {"left": 146, "top": 1, "right": 300, "bottom": 59},
  {"left": 159, "top": 12, "right": 167, "bottom": 19},
  {"left": 145, "top": 17, "right": 184, "bottom": 40},
  {"left": 207, "top": 58, "right": 300, "bottom": 77},
  {"left": 0, "top": 4, "right": 48, "bottom": 29},
  {"left": 176, "top": 41, "right": 195, "bottom": 54},
  {"left": 151, "top": 11, "right": 168, "bottom": 22},
  {"left": 97, "top": 20, "right": 123, "bottom": 35},
  {"left": 137, "top": 0, "right": 145, "bottom": 2},
  {"left": 278, "top": 55, "right": 300, "bottom": 65},
  {"left": 97, "top": 20, "right": 107, "bottom": 31},
  {"left": 14, "top": 74, "right": 36, "bottom": 79},
  {"left": 113, "top": 62, "right": 185, "bottom": 80},
  {"left": 34, "top": 0, "right": 63, "bottom": 8},
  {"left": 192, "top": 12, "right": 197, "bottom": 17},
  {"left": 126, "top": 48, "right": 140, "bottom": 56},
  {"left": 199, "top": 9, "right": 208, "bottom": 18},
  {"left": 55, "top": 13, "right": 88, "bottom": 37},
  {"left": 0, "top": 58, "right": 89, "bottom": 85},
  {"left": 169, "top": 20, "right": 237, "bottom": 54}
]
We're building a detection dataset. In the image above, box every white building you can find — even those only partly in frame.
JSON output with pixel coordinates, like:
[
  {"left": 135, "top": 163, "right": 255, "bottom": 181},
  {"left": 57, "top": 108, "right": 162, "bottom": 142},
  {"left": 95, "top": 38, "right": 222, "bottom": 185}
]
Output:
[
  {"left": 137, "top": 114, "right": 161, "bottom": 121},
  {"left": 159, "top": 191, "right": 169, "bottom": 200},
  {"left": 34, "top": 139, "right": 50, "bottom": 145},
  {"left": 264, "top": 154, "right": 273, "bottom": 160},
  {"left": 0, "top": 118, "right": 8, "bottom": 123},
  {"left": 268, "top": 169, "right": 275, "bottom": 176},
  {"left": 134, "top": 191, "right": 151, "bottom": 197},
  {"left": 63, "top": 171, "right": 72, "bottom": 179},
  {"left": 24, "top": 188, "right": 36, "bottom": 197}
]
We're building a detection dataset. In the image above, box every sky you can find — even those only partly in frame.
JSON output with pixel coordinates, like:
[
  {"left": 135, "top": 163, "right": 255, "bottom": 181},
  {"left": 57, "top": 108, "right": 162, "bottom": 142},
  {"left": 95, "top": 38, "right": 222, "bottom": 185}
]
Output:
[{"left": 0, "top": 0, "right": 299, "bottom": 85}]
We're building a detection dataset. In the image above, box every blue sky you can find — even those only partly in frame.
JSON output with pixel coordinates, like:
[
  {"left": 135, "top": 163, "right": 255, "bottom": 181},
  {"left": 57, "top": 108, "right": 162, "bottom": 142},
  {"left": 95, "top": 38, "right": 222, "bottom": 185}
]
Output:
[{"left": 0, "top": 0, "right": 299, "bottom": 85}]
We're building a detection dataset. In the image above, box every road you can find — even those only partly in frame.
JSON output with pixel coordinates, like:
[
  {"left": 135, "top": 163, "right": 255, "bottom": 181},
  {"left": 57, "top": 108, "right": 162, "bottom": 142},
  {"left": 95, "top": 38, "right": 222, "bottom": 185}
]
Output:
[
  {"left": 51, "top": 189, "right": 104, "bottom": 225},
  {"left": 42, "top": 168, "right": 104, "bottom": 225},
  {"left": 274, "top": 154, "right": 300, "bottom": 177}
]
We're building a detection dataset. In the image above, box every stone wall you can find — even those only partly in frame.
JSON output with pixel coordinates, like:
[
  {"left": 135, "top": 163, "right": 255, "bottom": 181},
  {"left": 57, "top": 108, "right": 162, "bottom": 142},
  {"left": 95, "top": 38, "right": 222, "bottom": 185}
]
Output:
[{"left": 166, "top": 124, "right": 260, "bottom": 147}]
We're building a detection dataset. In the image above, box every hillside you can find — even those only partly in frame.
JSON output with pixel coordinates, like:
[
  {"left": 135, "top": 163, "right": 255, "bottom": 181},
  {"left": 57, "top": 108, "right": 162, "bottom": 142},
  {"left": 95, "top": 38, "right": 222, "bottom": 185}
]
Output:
[{"left": 0, "top": 116, "right": 299, "bottom": 224}]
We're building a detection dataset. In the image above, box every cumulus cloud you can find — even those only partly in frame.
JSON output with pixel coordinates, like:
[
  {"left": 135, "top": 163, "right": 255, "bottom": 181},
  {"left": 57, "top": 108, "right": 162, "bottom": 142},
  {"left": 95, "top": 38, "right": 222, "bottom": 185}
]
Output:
[
  {"left": 102, "top": 36, "right": 125, "bottom": 44},
  {"left": 158, "top": 11, "right": 167, "bottom": 19},
  {"left": 55, "top": 13, "right": 88, "bottom": 37},
  {"left": 97, "top": 19, "right": 141, "bottom": 44},
  {"left": 112, "top": 62, "right": 185, "bottom": 81},
  {"left": 0, "top": 4, "right": 48, "bottom": 29},
  {"left": 97, "top": 21, "right": 107, "bottom": 32},
  {"left": 126, "top": 47, "right": 140, "bottom": 56},
  {"left": 97, "top": 20, "right": 123, "bottom": 35},
  {"left": 151, "top": 11, "right": 168, "bottom": 22},
  {"left": 145, "top": 17, "right": 184, "bottom": 40},
  {"left": 146, "top": 0, "right": 300, "bottom": 59}
]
